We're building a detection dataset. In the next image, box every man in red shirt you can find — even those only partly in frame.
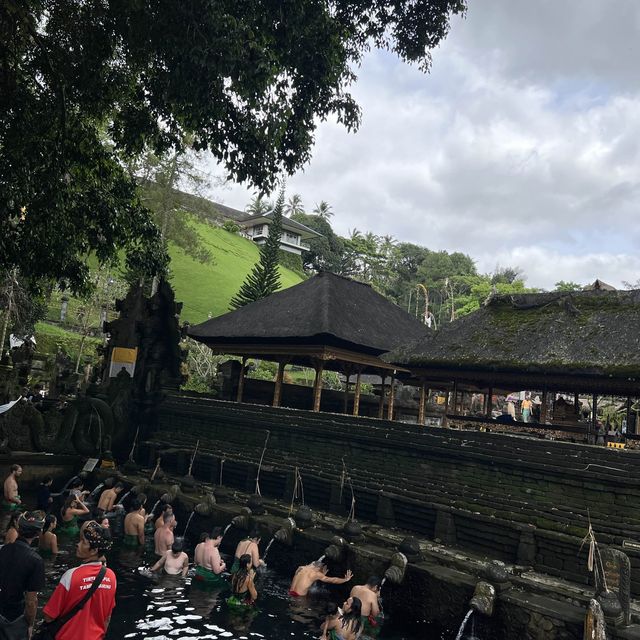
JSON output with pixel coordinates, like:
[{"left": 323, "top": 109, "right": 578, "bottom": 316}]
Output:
[{"left": 43, "top": 520, "right": 116, "bottom": 640}]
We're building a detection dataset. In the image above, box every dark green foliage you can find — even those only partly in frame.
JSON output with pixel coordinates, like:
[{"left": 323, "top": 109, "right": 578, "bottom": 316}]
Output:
[
  {"left": 277, "top": 250, "right": 305, "bottom": 276},
  {"left": 230, "top": 191, "right": 285, "bottom": 309},
  {"left": 0, "top": 0, "right": 465, "bottom": 291},
  {"left": 291, "top": 213, "right": 346, "bottom": 273}
]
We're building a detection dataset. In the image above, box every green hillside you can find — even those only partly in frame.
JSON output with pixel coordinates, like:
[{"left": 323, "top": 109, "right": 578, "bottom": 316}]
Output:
[{"left": 170, "top": 220, "right": 303, "bottom": 323}]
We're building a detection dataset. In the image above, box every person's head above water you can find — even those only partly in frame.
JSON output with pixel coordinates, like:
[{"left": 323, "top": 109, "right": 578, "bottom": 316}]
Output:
[
  {"left": 238, "top": 553, "right": 252, "bottom": 571},
  {"left": 18, "top": 511, "right": 45, "bottom": 540},
  {"left": 199, "top": 532, "right": 210, "bottom": 543},
  {"left": 312, "top": 560, "right": 328, "bottom": 574},
  {"left": 211, "top": 526, "right": 223, "bottom": 542},
  {"left": 366, "top": 576, "right": 382, "bottom": 592},
  {"left": 114, "top": 482, "right": 125, "bottom": 493},
  {"left": 9, "top": 463, "right": 22, "bottom": 478},
  {"left": 163, "top": 511, "right": 176, "bottom": 527},
  {"left": 325, "top": 602, "right": 339, "bottom": 618},
  {"left": 342, "top": 596, "right": 363, "bottom": 620},
  {"left": 248, "top": 529, "right": 261, "bottom": 542},
  {"left": 130, "top": 498, "right": 143, "bottom": 512},
  {"left": 77, "top": 520, "right": 112, "bottom": 559},
  {"left": 43, "top": 514, "right": 57, "bottom": 533},
  {"left": 171, "top": 538, "right": 184, "bottom": 554}
]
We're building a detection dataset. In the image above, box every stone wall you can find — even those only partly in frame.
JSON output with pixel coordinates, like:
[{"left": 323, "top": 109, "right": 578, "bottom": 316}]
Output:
[{"left": 143, "top": 393, "right": 640, "bottom": 595}]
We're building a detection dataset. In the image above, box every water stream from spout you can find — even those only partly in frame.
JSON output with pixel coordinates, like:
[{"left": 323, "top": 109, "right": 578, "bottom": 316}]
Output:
[
  {"left": 316, "top": 554, "right": 326, "bottom": 564},
  {"left": 454, "top": 609, "right": 473, "bottom": 640},
  {"left": 263, "top": 537, "right": 275, "bottom": 560},
  {"left": 116, "top": 489, "right": 132, "bottom": 506},
  {"left": 88, "top": 483, "right": 104, "bottom": 501},
  {"left": 380, "top": 577, "right": 387, "bottom": 589},
  {"left": 148, "top": 499, "right": 161, "bottom": 516},
  {"left": 222, "top": 523, "right": 232, "bottom": 537},
  {"left": 183, "top": 510, "right": 196, "bottom": 536}
]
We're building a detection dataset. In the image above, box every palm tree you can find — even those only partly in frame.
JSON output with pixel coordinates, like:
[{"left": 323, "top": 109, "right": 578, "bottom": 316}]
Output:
[
  {"left": 285, "top": 193, "right": 305, "bottom": 217},
  {"left": 246, "top": 195, "right": 272, "bottom": 216},
  {"left": 313, "top": 200, "right": 333, "bottom": 219}
]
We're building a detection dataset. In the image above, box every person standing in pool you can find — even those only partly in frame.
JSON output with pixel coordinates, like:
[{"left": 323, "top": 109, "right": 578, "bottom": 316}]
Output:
[
  {"left": 289, "top": 561, "right": 353, "bottom": 597},
  {"left": 350, "top": 576, "right": 383, "bottom": 635},
  {"left": 4, "top": 512, "right": 19, "bottom": 544},
  {"left": 194, "top": 527, "right": 226, "bottom": 585},
  {"left": 151, "top": 539, "right": 189, "bottom": 576},
  {"left": 228, "top": 554, "right": 258, "bottom": 606},
  {"left": 96, "top": 482, "right": 124, "bottom": 517},
  {"left": 3, "top": 464, "right": 22, "bottom": 511},
  {"left": 154, "top": 512, "right": 176, "bottom": 555},
  {"left": 123, "top": 499, "right": 146, "bottom": 546},
  {"left": 0, "top": 511, "right": 45, "bottom": 640},
  {"left": 42, "top": 520, "right": 116, "bottom": 640},
  {"left": 59, "top": 496, "right": 89, "bottom": 535},
  {"left": 155, "top": 505, "right": 173, "bottom": 529},
  {"left": 321, "top": 597, "right": 363, "bottom": 640},
  {"left": 231, "top": 530, "right": 264, "bottom": 573},
  {"left": 36, "top": 476, "right": 54, "bottom": 513},
  {"left": 39, "top": 515, "right": 59, "bottom": 555}
]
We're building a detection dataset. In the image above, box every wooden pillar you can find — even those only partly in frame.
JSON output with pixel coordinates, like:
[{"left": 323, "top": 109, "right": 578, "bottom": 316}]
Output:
[
  {"left": 312, "top": 360, "right": 324, "bottom": 412},
  {"left": 236, "top": 356, "right": 247, "bottom": 403},
  {"left": 442, "top": 385, "right": 451, "bottom": 427},
  {"left": 451, "top": 381, "right": 458, "bottom": 416},
  {"left": 591, "top": 393, "right": 598, "bottom": 437},
  {"left": 485, "top": 386, "right": 493, "bottom": 419},
  {"left": 352, "top": 370, "right": 362, "bottom": 417},
  {"left": 626, "top": 397, "right": 632, "bottom": 435},
  {"left": 387, "top": 375, "right": 395, "bottom": 420},
  {"left": 272, "top": 360, "right": 286, "bottom": 407},
  {"left": 574, "top": 392, "right": 580, "bottom": 415},
  {"left": 378, "top": 375, "right": 387, "bottom": 419},
  {"left": 343, "top": 366, "right": 352, "bottom": 414},
  {"left": 418, "top": 381, "right": 427, "bottom": 426},
  {"left": 540, "top": 390, "right": 548, "bottom": 424}
]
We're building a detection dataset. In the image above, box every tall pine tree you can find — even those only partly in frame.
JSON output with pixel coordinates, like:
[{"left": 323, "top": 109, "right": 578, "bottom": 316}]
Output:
[{"left": 230, "top": 189, "right": 284, "bottom": 309}]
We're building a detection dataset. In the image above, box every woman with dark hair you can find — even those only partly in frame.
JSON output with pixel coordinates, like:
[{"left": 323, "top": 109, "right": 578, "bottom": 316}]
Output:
[
  {"left": 323, "top": 597, "right": 363, "bottom": 640},
  {"left": 231, "top": 530, "right": 264, "bottom": 573},
  {"left": 39, "top": 514, "right": 59, "bottom": 555},
  {"left": 3, "top": 512, "right": 19, "bottom": 544},
  {"left": 227, "top": 554, "right": 258, "bottom": 607},
  {"left": 59, "top": 495, "right": 89, "bottom": 535}
]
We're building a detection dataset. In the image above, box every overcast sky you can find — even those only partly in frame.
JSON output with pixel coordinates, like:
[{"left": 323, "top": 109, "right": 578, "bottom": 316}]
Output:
[{"left": 211, "top": 1, "right": 640, "bottom": 290}]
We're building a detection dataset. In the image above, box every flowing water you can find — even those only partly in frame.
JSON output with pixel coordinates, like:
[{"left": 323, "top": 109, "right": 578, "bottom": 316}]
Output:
[
  {"left": 182, "top": 510, "right": 196, "bottom": 536},
  {"left": 262, "top": 536, "right": 275, "bottom": 561},
  {"left": 117, "top": 489, "right": 132, "bottom": 505},
  {"left": 222, "top": 523, "right": 232, "bottom": 536},
  {"left": 454, "top": 609, "right": 474, "bottom": 640},
  {"left": 34, "top": 535, "right": 457, "bottom": 640}
]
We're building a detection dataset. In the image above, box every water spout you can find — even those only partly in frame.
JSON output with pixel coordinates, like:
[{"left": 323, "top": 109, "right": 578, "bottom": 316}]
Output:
[
  {"left": 148, "top": 499, "right": 161, "bottom": 517},
  {"left": 116, "top": 489, "right": 132, "bottom": 506},
  {"left": 223, "top": 523, "right": 232, "bottom": 537},
  {"left": 383, "top": 552, "right": 408, "bottom": 585},
  {"left": 455, "top": 609, "right": 473, "bottom": 640},
  {"left": 380, "top": 577, "right": 386, "bottom": 589},
  {"left": 263, "top": 537, "right": 275, "bottom": 561},
  {"left": 182, "top": 510, "right": 196, "bottom": 536},
  {"left": 469, "top": 581, "right": 496, "bottom": 617},
  {"left": 317, "top": 554, "right": 326, "bottom": 564}
]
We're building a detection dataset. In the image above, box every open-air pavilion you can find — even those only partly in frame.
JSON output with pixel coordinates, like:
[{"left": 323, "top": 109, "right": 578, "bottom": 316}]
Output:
[
  {"left": 384, "top": 288, "right": 640, "bottom": 437},
  {"left": 188, "top": 271, "right": 430, "bottom": 416}
]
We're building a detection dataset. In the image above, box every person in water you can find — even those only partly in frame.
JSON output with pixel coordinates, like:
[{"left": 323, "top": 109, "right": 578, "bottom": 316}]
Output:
[
  {"left": 322, "top": 597, "right": 363, "bottom": 640},
  {"left": 3, "top": 463, "right": 22, "bottom": 511},
  {"left": 231, "top": 530, "right": 264, "bottom": 573},
  {"left": 123, "top": 499, "right": 146, "bottom": 546},
  {"left": 39, "top": 515, "right": 59, "bottom": 555},
  {"left": 154, "top": 511, "right": 176, "bottom": 555},
  {"left": 36, "top": 476, "right": 54, "bottom": 513},
  {"left": 155, "top": 505, "right": 173, "bottom": 529},
  {"left": 151, "top": 539, "right": 189, "bottom": 576},
  {"left": 4, "top": 512, "right": 19, "bottom": 544},
  {"left": 350, "top": 576, "right": 383, "bottom": 634},
  {"left": 289, "top": 561, "right": 353, "bottom": 597},
  {"left": 59, "top": 496, "right": 89, "bottom": 535},
  {"left": 194, "top": 527, "right": 226, "bottom": 585},
  {"left": 228, "top": 554, "right": 258, "bottom": 606},
  {"left": 96, "top": 482, "right": 124, "bottom": 516}
]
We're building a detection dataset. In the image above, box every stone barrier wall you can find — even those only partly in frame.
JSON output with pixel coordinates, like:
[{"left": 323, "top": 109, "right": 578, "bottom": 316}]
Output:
[{"left": 143, "top": 393, "right": 640, "bottom": 594}]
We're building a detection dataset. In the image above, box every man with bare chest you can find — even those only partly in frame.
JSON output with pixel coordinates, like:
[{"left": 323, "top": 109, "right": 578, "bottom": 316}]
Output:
[
  {"left": 194, "top": 527, "right": 226, "bottom": 586},
  {"left": 154, "top": 512, "right": 176, "bottom": 555},
  {"left": 151, "top": 540, "right": 189, "bottom": 577},
  {"left": 3, "top": 464, "right": 22, "bottom": 511}
]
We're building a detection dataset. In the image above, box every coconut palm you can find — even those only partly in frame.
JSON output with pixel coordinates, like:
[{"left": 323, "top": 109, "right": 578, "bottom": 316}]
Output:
[
  {"left": 313, "top": 200, "right": 333, "bottom": 219},
  {"left": 245, "top": 195, "right": 272, "bottom": 216},
  {"left": 285, "top": 194, "right": 305, "bottom": 217}
]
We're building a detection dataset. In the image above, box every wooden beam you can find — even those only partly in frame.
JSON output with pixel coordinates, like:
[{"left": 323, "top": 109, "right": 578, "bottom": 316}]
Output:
[
  {"left": 574, "top": 392, "right": 580, "bottom": 415},
  {"left": 485, "top": 386, "right": 493, "bottom": 419},
  {"left": 313, "top": 361, "right": 325, "bottom": 412},
  {"left": 378, "top": 375, "right": 387, "bottom": 419},
  {"left": 236, "top": 356, "right": 247, "bottom": 403},
  {"left": 418, "top": 381, "right": 427, "bottom": 426},
  {"left": 272, "top": 360, "right": 286, "bottom": 407},
  {"left": 387, "top": 375, "right": 395, "bottom": 420},
  {"left": 352, "top": 371, "right": 362, "bottom": 417}
]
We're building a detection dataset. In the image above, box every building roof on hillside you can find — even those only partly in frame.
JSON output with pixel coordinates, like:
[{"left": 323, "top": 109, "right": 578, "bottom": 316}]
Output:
[
  {"left": 384, "top": 289, "right": 640, "bottom": 380},
  {"left": 583, "top": 279, "right": 616, "bottom": 291},
  {"left": 242, "top": 211, "right": 322, "bottom": 238},
  {"left": 188, "top": 271, "right": 430, "bottom": 357}
]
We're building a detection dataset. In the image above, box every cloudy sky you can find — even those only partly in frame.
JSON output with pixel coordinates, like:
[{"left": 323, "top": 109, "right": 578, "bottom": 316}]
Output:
[{"left": 212, "top": 1, "right": 640, "bottom": 290}]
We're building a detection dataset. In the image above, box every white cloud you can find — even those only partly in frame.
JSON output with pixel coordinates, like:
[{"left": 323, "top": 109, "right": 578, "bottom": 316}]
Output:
[{"left": 210, "top": 1, "right": 640, "bottom": 289}]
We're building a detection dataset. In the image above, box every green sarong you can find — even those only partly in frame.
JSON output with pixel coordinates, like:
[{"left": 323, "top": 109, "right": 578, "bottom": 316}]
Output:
[
  {"left": 58, "top": 516, "right": 79, "bottom": 536},
  {"left": 230, "top": 558, "right": 240, "bottom": 574},
  {"left": 123, "top": 533, "right": 141, "bottom": 547},
  {"left": 361, "top": 613, "right": 384, "bottom": 637},
  {"left": 193, "top": 565, "right": 228, "bottom": 588},
  {"left": 2, "top": 496, "right": 20, "bottom": 511}
]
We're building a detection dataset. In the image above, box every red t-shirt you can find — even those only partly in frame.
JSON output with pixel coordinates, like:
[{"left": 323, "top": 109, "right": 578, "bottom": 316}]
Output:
[{"left": 43, "top": 561, "right": 117, "bottom": 640}]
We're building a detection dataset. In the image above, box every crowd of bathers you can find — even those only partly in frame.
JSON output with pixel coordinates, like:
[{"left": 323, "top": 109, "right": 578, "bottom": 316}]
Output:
[{"left": 0, "top": 464, "right": 385, "bottom": 640}]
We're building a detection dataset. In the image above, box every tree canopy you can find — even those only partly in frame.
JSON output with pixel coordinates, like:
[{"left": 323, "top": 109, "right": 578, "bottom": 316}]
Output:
[{"left": 1, "top": 0, "right": 465, "bottom": 291}]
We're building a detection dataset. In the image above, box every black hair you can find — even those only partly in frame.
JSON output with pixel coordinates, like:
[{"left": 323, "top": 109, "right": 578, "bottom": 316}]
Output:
[
  {"left": 114, "top": 482, "right": 125, "bottom": 490},
  {"left": 325, "top": 602, "right": 339, "bottom": 617},
  {"left": 163, "top": 511, "right": 174, "bottom": 524},
  {"left": 69, "top": 478, "right": 83, "bottom": 489},
  {"left": 41, "top": 476, "right": 53, "bottom": 485},
  {"left": 10, "top": 464, "right": 21, "bottom": 473},
  {"left": 137, "top": 493, "right": 147, "bottom": 506},
  {"left": 248, "top": 529, "right": 261, "bottom": 541},
  {"left": 366, "top": 576, "right": 382, "bottom": 589},
  {"left": 341, "top": 597, "right": 363, "bottom": 635},
  {"left": 43, "top": 514, "right": 57, "bottom": 533},
  {"left": 171, "top": 539, "right": 184, "bottom": 553},
  {"left": 61, "top": 495, "right": 76, "bottom": 516},
  {"left": 200, "top": 532, "right": 210, "bottom": 543},
  {"left": 211, "top": 526, "right": 223, "bottom": 539},
  {"left": 232, "top": 554, "right": 252, "bottom": 595},
  {"left": 129, "top": 498, "right": 142, "bottom": 512}
]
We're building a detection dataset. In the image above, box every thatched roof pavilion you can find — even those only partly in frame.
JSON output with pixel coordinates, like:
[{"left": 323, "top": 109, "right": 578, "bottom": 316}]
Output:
[
  {"left": 189, "top": 272, "right": 429, "bottom": 414},
  {"left": 385, "top": 289, "right": 640, "bottom": 432}
]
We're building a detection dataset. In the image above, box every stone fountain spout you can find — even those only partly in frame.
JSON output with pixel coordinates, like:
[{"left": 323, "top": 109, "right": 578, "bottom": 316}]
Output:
[
  {"left": 274, "top": 517, "right": 297, "bottom": 546},
  {"left": 324, "top": 536, "right": 347, "bottom": 563},
  {"left": 195, "top": 492, "right": 217, "bottom": 516},
  {"left": 584, "top": 598, "right": 608, "bottom": 640},
  {"left": 470, "top": 581, "right": 496, "bottom": 617},
  {"left": 383, "top": 552, "right": 408, "bottom": 585},
  {"left": 231, "top": 507, "right": 252, "bottom": 531}
]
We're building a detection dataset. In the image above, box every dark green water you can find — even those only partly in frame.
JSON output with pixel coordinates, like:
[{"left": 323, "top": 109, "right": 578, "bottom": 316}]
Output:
[{"left": 37, "top": 534, "right": 453, "bottom": 640}]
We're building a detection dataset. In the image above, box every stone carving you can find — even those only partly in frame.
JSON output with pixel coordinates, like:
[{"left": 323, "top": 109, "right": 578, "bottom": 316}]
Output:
[
  {"left": 584, "top": 598, "right": 607, "bottom": 640},
  {"left": 596, "top": 548, "right": 630, "bottom": 627},
  {"left": 470, "top": 581, "right": 496, "bottom": 617}
]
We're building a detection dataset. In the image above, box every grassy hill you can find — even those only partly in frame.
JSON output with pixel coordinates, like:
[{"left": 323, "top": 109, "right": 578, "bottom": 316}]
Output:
[{"left": 171, "top": 219, "right": 303, "bottom": 323}]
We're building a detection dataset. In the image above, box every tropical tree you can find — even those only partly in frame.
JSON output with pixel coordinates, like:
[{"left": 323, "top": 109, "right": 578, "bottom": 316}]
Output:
[
  {"left": 230, "top": 190, "right": 285, "bottom": 309},
  {"left": 313, "top": 201, "right": 334, "bottom": 220},
  {"left": 554, "top": 281, "right": 583, "bottom": 292},
  {"left": 246, "top": 196, "right": 273, "bottom": 216},
  {"left": 1, "top": 1, "right": 465, "bottom": 292},
  {"left": 285, "top": 194, "right": 305, "bottom": 218}
]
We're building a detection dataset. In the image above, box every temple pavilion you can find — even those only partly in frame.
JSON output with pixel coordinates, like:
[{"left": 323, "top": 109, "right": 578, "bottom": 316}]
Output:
[
  {"left": 384, "top": 288, "right": 640, "bottom": 435},
  {"left": 188, "top": 271, "right": 430, "bottom": 415}
]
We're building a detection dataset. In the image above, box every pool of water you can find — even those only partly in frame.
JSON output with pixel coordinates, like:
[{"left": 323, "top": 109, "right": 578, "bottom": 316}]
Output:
[{"left": 37, "top": 534, "right": 454, "bottom": 640}]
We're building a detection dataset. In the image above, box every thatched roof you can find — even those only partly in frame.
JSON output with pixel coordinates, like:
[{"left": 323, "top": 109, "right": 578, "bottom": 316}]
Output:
[
  {"left": 188, "top": 272, "right": 430, "bottom": 355},
  {"left": 385, "top": 289, "right": 640, "bottom": 379}
]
